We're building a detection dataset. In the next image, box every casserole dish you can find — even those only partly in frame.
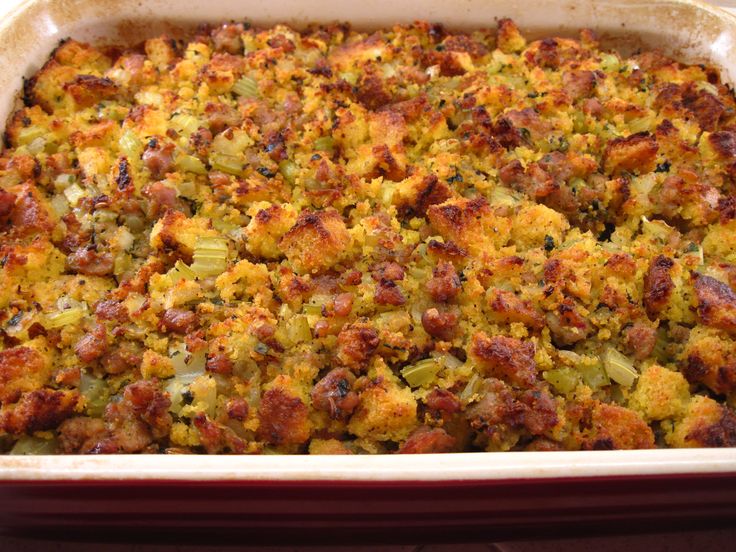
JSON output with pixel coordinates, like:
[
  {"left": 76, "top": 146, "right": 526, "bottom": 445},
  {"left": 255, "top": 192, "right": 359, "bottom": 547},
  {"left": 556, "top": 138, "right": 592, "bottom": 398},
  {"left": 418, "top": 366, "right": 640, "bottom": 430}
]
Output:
[{"left": 0, "top": 0, "right": 735, "bottom": 541}]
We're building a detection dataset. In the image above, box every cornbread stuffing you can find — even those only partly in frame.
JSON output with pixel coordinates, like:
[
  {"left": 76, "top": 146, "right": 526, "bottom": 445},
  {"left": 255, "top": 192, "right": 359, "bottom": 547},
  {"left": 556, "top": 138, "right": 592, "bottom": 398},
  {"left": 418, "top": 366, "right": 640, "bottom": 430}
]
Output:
[{"left": 2, "top": 18, "right": 736, "bottom": 455}]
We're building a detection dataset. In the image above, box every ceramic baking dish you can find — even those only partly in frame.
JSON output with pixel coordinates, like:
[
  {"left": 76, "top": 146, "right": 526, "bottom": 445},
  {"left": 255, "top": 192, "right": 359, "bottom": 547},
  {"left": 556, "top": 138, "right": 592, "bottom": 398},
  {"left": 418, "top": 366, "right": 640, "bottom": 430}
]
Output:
[{"left": 0, "top": 0, "right": 735, "bottom": 541}]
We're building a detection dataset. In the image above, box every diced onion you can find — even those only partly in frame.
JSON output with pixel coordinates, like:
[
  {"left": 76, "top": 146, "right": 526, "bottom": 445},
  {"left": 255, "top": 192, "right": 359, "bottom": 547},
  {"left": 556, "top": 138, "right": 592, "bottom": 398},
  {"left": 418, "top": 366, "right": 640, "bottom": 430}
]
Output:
[
  {"left": 27, "top": 137, "right": 46, "bottom": 155},
  {"left": 459, "top": 373, "right": 482, "bottom": 403},
  {"left": 602, "top": 347, "right": 638, "bottom": 387},
  {"left": 401, "top": 358, "right": 440, "bottom": 388}
]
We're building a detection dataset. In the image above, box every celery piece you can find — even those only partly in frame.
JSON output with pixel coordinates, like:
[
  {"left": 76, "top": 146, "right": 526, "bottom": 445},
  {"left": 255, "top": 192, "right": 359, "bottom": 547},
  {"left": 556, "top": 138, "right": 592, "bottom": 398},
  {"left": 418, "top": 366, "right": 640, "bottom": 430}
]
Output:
[
  {"left": 602, "top": 347, "right": 638, "bottom": 387},
  {"left": 9, "top": 436, "right": 57, "bottom": 455},
  {"left": 287, "top": 315, "right": 312, "bottom": 344},
  {"left": 171, "top": 113, "right": 200, "bottom": 136},
  {"left": 16, "top": 126, "right": 45, "bottom": 146},
  {"left": 45, "top": 307, "right": 86, "bottom": 329},
  {"left": 313, "top": 136, "right": 335, "bottom": 153},
  {"left": 209, "top": 153, "right": 243, "bottom": 176},
  {"left": 577, "top": 361, "right": 610, "bottom": 389},
  {"left": 278, "top": 159, "right": 298, "bottom": 185},
  {"left": 80, "top": 373, "right": 109, "bottom": 417},
  {"left": 63, "top": 183, "right": 87, "bottom": 207},
  {"left": 177, "top": 154, "right": 207, "bottom": 175},
  {"left": 543, "top": 367, "right": 580, "bottom": 394},
  {"left": 232, "top": 75, "right": 260, "bottom": 98},
  {"left": 401, "top": 358, "right": 440, "bottom": 388},
  {"left": 599, "top": 52, "right": 620, "bottom": 73},
  {"left": 119, "top": 130, "right": 143, "bottom": 159},
  {"left": 190, "top": 236, "right": 229, "bottom": 277},
  {"left": 168, "top": 259, "right": 197, "bottom": 282}
]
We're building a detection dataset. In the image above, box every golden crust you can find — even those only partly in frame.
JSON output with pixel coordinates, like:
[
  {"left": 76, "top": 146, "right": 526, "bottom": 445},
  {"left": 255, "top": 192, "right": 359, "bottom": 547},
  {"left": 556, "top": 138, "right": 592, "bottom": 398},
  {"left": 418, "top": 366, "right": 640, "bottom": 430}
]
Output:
[{"left": 1, "top": 19, "right": 736, "bottom": 454}]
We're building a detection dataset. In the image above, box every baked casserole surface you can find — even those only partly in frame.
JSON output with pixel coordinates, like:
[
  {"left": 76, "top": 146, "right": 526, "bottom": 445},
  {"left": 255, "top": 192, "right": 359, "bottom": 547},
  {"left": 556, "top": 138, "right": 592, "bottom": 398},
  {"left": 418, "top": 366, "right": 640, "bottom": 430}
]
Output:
[{"left": 1, "top": 19, "right": 735, "bottom": 454}]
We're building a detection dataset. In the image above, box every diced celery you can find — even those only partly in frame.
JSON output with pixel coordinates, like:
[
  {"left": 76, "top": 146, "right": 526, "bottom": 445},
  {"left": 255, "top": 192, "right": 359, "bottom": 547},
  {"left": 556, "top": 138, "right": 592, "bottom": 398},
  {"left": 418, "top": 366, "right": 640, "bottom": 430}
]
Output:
[
  {"left": 16, "top": 126, "right": 45, "bottom": 146},
  {"left": 190, "top": 236, "right": 229, "bottom": 277},
  {"left": 168, "top": 259, "right": 198, "bottom": 282},
  {"left": 602, "top": 347, "right": 638, "bottom": 387},
  {"left": 628, "top": 117, "right": 652, "bottom": 134},
  {"left": 119, "top": 130, "right": 143, "bottom": 159},
  {"left": 401, "top": 358, "right": 440, "bottom": 388},
  {"left": 177, "top": 154, "right": 207, "bottom": 175},
  {"left": 600, "top": 52, "right": 620, "bottom": 73},
  {"left": 543, "top": 367, "right": 580, "bottom": 394},
  {"left": 313, "top": 136, "right": 335, "bottom": 153},
  {"left": 577, "top": 361, "right": 610, "bottom": 389},
  {"left": 287, "top": 315, "right": 312, "bottom": 344},
  {"left": 9, "top": 436, "right": 57, "bottom": 455},
  {"left": 63, "top": 183, "right": 87, "bottom": 206},
  {"left": 209, "top": 153, "right": 243, "bottom": 176},
  {"left": 80, "top": 373, "right": 109, "bottom": 417},
  {"left": 50, "top": 194, "right": 70, "bottom": 217},
  {"left": 232, "top": 75, "right": 260, "bottom": 98},
  {"left": 113, "top": 252, "right": 132, "bottom": 276},
  {"left": 171, "top": 113, "right": 200, "bottom": 136},
  {"left": 278, "top": 159, "right": 298, "bottom": 185},
  {"left": 44, "top": 307, "right": 86, "bottom": 329}
]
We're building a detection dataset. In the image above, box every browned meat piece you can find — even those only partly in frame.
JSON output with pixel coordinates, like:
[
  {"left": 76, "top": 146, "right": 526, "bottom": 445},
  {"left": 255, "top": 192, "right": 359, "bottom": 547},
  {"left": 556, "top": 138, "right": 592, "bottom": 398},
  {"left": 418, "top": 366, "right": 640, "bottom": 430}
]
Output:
[
  {"left": 487, "top": 289, "right": 544, "bottom": 331},
  {"left": 94, "top": 299, "right": 129, "bottom": 322},
  {"left": 206, "top": 353, "right": 234, "bottom": 375},
  {"left": 335, "top": 322, "right": 380, "bottom": 372},
  {"left": 58, "top": 417, "right": 107, "bottom": 454},
  {"left": 74, "top": 324, "right": 108, "bottom": 363},
  {"left": 142, "top": 138, "right": 175, "bottom": 179},
  {"left": 374, "top": 278, "right": 406, "bottom": 306},
  {"left": 310, "top": 368, "right": 359, "bottom": 420},
  {"left": 204, "top": 102, "right": 243, "bottom": 134},
  {"left": 643, "top": 255, "right": 674, "bottom": 320},
  {"left": 0, "top": 389, "right": 78, "bottom": 435},
  {"left": 421, "top": 308, "right": 458, "bottom": 341},
  {"left": 333, "top": 293, "right": 354, "bottom": 317},
  {"left": 622, "top": 322, "right": 658, "bottom": 361},
  {"left": 562, "top": 70, "right": 600, "bottom": 101},
  {"left": 159, "top": 308, "right": 199, "bottom": 334},
  {"left": 66, "top": 246, "right": 114, "bottom": 277},
  {"left": 211, "top": 22, "right": 244, "bottom": 54},
  {"left": 398, "top": 426, "right": 456, "bottom": 454},
  {"left": 426, "top": 261, "right": 462, "bottom": 302},
  {"left": 193, "top": 413, "right": 247, "bottom": 453}
]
